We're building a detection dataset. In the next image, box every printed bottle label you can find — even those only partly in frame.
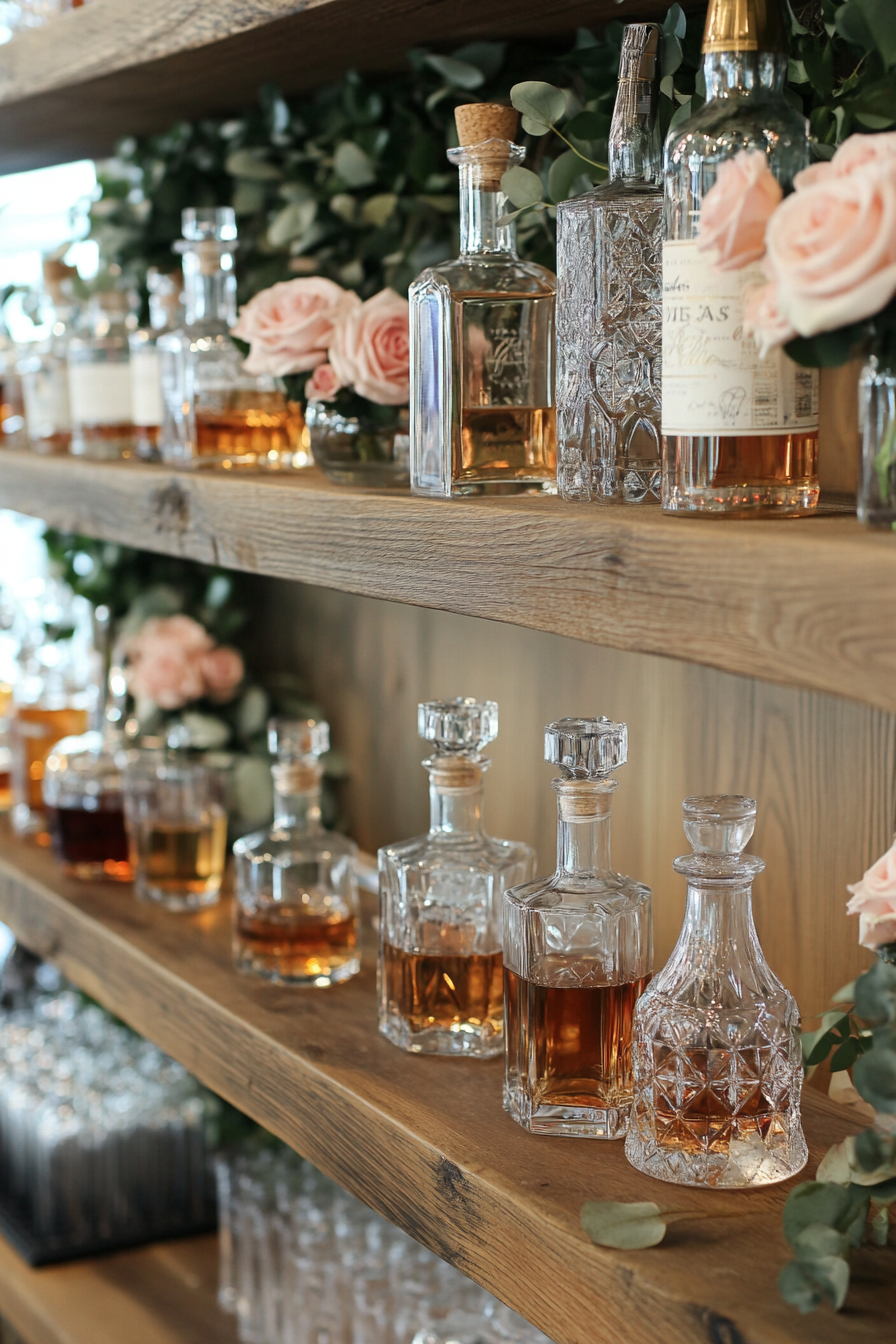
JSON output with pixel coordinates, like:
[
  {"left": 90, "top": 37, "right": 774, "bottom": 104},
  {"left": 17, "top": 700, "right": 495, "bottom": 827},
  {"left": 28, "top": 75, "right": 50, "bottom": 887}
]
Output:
[
  {"left": 130, "top": 347, "right": 163, "bottom": 427},
  {"left": 68, "top": 362, "right": 133, "bottom": 426},
  {"left": 22, "top": 367, "right": 71, "bottom": 438},
  {"left": 661, "top": 239, "right": 819, "bottom": 437}
]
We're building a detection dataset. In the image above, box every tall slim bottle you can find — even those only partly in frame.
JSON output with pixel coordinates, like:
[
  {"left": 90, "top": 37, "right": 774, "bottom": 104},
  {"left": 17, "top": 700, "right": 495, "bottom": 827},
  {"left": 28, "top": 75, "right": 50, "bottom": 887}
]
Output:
[{"left": 662, "top": 0, "right": 819, "bottom": 516}]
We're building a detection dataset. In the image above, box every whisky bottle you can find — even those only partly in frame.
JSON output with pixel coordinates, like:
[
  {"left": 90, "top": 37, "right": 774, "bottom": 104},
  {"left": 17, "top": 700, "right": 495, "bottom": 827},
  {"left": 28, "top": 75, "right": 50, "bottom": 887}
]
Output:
[
  {"left": 18, "top": 259, "right": 77, "bottom": 454},
  {"left": 556, "top": 23, "right": 663, "bottom": 502},
  {"left": 662, "top": 0, "right": 819, "bottom": 515},
  {"left": 503, "top": 718, "right": 652, "bottom": 1137},
  {"left": 626, "top": 795, "right": 808, "bottom": 1187},
  {"left": 129, "top": 269, "right": 183, "bottom": 460},
  {"left": 67, "top": 289, "right": 137, "bottom": 459},
  {"left": 410, "top": 105, "right": 557, "bottom": 497},
  {"left": 158, "top": 209, "right": 305, "bottom": 470},
  {"left": 379, "top": 698, "right": 535, "bottom": 1055},
  {"left": 232, "top": 718, "right": 360, "bottom": 986}
]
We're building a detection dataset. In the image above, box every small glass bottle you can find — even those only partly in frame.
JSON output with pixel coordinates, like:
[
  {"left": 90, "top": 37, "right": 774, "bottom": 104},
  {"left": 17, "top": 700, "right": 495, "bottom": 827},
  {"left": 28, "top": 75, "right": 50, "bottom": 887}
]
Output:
[
  {"left": 378, "top": 698, "right": 535, "bottom": 1057},
  {"left": 67, "top": 289, "right": 136, "bottom": 458},
  {"left": 18, "top": 259, "right": 77, "bottom": 454},
  {"left": 233, "top": 718, "right": 360, "bottom": 986},
  {"left": 503, "top": 718, "right": 652, "bottom": 1138},
  {"left": 410, "top": 105, "right": 557, "bottom": 497},
  {"left": 662, "top": 0, "right": 819, "bottom": 516},
  {"left": 0, "top": 302, "right": 25, "bottom": 447},
  {"left": 625, "top": 795, "right": 808, "bottom": 1187},
  {"left": 556, "top": 24, "right": 663, "bottom": 503},
  {"left": 129, "top": 269, "right": 183, "bottom": 461},
  {"left": 158, "top": 208, "right": 305, "bottom": 470}
]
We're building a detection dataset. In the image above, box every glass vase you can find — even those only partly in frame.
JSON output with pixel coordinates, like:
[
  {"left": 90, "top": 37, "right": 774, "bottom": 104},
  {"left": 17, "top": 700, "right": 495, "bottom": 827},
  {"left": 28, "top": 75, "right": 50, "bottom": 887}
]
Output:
[
  {"left": 858, "top": 353, "right": 896, "bottom": 528},
  {"left": 307, "top": 401, "right": 409, "bottom": 487}
]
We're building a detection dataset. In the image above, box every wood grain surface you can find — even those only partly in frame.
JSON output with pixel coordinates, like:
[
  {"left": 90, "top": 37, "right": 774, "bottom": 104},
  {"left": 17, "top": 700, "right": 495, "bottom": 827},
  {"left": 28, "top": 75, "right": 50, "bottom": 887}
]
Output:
[
  {"left": 0, "top": 449, "right": 893, "bottom": 712},
  {"left": 0, "top": 826, "right": 890, "bottom": 1344},
  {"left": 0, "top": 1231, "right": 233, "bottom": 1344},
  {"left": 0, "top": 0, "right": 679, "bottom": 173}
]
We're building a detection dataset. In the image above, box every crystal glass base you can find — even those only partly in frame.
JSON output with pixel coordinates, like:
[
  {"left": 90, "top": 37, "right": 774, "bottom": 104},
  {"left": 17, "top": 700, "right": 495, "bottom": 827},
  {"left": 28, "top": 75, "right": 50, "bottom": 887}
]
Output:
[
  {"left": 136, "top": 876, "right": 221, "bottom": 912},
  {"left": 503, "top": 1082, "right": 629, "bottom": 1138},
  {"left": 625, "top": 1105, "right": 808, "bottom": 1188},
  {"left": 307, "top": 402, "right": 409, "bottom": 488},
  {"left": 62, "top": 859, "right": 132, "bottom": 883},
  {"left": 663, "top": 481, "right": 820, "bottom": 517},
  {"left": 234, "top": 945, "right": 360, "bottom": 987},
  {"left": 378, "top": 1009, "right": 502, "bottom": 1058}
]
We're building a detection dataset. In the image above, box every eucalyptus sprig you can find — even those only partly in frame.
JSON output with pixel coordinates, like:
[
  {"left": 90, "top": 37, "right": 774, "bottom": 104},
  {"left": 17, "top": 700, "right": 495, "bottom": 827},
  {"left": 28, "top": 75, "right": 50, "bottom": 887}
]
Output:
[{"left": 581, "top": 1199, "right": 741, "bottom": 1250}]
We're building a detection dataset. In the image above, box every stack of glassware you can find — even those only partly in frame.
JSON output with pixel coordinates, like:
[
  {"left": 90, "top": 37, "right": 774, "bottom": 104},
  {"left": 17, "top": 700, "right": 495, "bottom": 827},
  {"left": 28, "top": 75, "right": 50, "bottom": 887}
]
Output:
[{"left": 216, "top": 1141, "right": 555, "bottom": 1344}]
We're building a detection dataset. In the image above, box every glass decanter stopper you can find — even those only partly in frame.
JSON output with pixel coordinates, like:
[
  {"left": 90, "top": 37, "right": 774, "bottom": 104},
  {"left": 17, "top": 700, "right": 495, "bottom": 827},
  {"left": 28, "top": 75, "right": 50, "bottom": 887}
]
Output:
[
  {"left": 158, "top": 208, "right": 305, "bottom": 470},
  {"left": 503, "top": 717, "right": 652, "bottom": 1138},
  {"left": 626, "top": 795, "right": 808, "bottom": 1187},
  {"left": 662, "top": 0, "right": 819, "bottom": 516},
  {"left": 378, "top": 698, "right": 535, "bottom": 1056},
  {"left": 18, "top": 258, "right": 77, "bottom": 454},
  {"left": 556, "top": 24, "right": 662, "bottom": 503},
  {"left": 67, "top": 288, "right": 137, "bottom": 459},
  {"left": 410, "top": 104, "right": 557, "bottom": 497},
  {"left": 129, "top": 268, "right": 183, "bottom": 461},
  {"left": 232, "top": 718, "right": 360, "bottom": 987}
]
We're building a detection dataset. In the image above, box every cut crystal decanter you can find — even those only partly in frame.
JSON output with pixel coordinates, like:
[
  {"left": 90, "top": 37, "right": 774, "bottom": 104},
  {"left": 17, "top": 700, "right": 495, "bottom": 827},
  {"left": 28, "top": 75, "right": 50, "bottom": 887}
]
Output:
[
  {"left": 555, "top": 23, "right": 663, "bottom": 503},
  {"left": 625, "top": 795, "right": 808, "bottom": 1187},
  {"left": 410, "top": 104, "right": 557, "bottom": 497},
  {"left": 503, "top": 717, "right": 652, "bottom": 1137},
  {"left": 378, "top": 698, "right": 535, "bottom": 1056},
  {"left": 232, "top": 718, "right": 360, "bottom": 987}
]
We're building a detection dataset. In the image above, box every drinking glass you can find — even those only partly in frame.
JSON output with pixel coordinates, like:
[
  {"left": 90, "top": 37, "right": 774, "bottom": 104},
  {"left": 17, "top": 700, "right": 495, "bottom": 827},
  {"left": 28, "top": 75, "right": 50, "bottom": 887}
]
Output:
[{"left": 123, "top": 755, "right": 228, "bottom": 911}]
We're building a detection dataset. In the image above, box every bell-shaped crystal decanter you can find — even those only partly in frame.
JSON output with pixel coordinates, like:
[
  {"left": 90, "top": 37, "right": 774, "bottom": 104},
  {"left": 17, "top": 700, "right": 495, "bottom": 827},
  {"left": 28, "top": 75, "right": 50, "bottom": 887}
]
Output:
[
  {"left": 378, "top": 698, "right": 535, "bottom": 1057},
  {"left": 233, "top": 718, "right": 360, "bottom": 987},
  {"left": 626, "top": 795, "right": 808, "bottom": 1187},
  {"left": 503, "top": 717, "right": 652, "bottom": 1137}
]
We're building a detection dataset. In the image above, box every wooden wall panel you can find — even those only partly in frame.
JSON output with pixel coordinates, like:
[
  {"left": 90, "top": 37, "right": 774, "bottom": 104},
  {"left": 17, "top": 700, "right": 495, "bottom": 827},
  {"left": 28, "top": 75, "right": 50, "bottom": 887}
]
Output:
[{"left": 256, "top": 579, "right": 895, "bottom": 1021}]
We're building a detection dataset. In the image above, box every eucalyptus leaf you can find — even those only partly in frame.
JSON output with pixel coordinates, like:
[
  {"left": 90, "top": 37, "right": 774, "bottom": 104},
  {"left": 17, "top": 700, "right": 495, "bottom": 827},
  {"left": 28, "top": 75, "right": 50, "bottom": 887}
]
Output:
[
  {"left": 334, "top": 142, "right": 376, "bottom": 188},
  {"left": 854, "top": 959, "right": 896, "bottom": 1025},
  {"left": 792, "top": 1223, "right": 848, "bottom": 1260},
  {"left": 547, "top": 151, "right": 587, "bottom": 204},
  {"left": 580, "top": 1201, "right": 666, "bottom": 1249},
  {"left": 782, "top": 1182, "right": 870, "bottom": 1249},
  {"left": 232, "top": 180, "right": 266, "bottom": 215},
  {"left": 662, "top": 33, "right": 683, "bottom": 79},
  {"left": 565, "top": 110, "right": 609, "bottom": 140},
  {"left": 267, "top": 200, "right": 317, "bottom": 248},
  {"left": 510, "top": 81, "right": 567, "bottom": 134},
  {"left": 424, "top": 54, "right": 485, "bottom": 90},
  {"left": 853, "top": 1045, "right": 896, "bottom": 1112},
  {"left": 224, "top": 149, "right": 282, "bottom": 181},
  {"left": 778, "top": 1256, "right": 850, "bottom": 1314},
  {"left": 500, "top": 166, "right": 544, "bottom": 209},
  {"left": 854, "top": 0, "right": 896, "bottom": 66},
  {"left": 329, "top": 193, "right": 357, "bottom": 224},
  {"left": 662, "top": 3, "right": 686, "bottom": 40},
  {"left": 361, "top": 193, "right": 398, "bottom": 227}
]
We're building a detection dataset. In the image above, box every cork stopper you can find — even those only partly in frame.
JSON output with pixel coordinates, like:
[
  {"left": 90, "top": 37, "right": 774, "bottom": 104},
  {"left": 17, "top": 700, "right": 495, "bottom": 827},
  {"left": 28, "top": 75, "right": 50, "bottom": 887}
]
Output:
[
  {"left": 453, "top": 104, "right": 520, "bottom": 190},
  {"left": 428, "top": 756, "right": 485, "bottom": 790},
  {"left": 555, "top": 779, "right": 615, "bottom": 820}
]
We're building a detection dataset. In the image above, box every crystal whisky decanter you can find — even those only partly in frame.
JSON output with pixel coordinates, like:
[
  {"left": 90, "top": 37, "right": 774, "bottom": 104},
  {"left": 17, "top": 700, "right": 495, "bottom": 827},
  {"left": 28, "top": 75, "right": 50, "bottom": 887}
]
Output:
[
  {"left": 625, "top": 795, "right": 808, "bottom": 1187},
  {"left": 378, "top": 698, "right": 535, "bottom": 1056},
  {"left": 555, "top": 23, "right": 663, "bottom": 503},
  {"left": 503, "top": 717, "right": 652, "bottom": 1137},
  {"left": 233, "top": 718, "right": 360, "bottom": 987},
  {"left": 410, "top": 104, "right": 557, "bottom": 497}
]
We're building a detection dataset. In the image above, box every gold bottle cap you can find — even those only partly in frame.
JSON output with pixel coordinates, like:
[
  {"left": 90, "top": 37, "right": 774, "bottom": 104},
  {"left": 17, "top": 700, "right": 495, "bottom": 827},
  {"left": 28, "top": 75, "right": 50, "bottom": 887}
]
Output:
[{"left": 702, "top": 0, "right": 788, "bottom": 54}]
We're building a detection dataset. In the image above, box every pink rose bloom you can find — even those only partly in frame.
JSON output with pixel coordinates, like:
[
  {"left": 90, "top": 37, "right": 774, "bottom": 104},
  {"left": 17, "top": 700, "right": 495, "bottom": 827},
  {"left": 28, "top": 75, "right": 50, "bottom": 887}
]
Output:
[
  {"left": 306, "top": 362, "right": 342, "bottom": 402},
  {"left": 231, "top": 278, "right": 360, "bottom": 377},
  {"left": 847, "top": 838, "right": 896, "bottom": 950},
  {"left": 330, "top": 288, "right": 410, "bottom": 406},
  {"left": 764, "top": 159, "right": 896, "bottom": 337},
  {"left": 742, "top": 282, "right": 796, "bottom": 358},
  {"left": 200, "top": 646, "right": 244, "bottom": 703},
  {"left": 125, "top": 615, "right": 212, "bottom": 710},
  {"left": 795, "top": 132, "right": 896, "bottom": 190},
  {"left": 697, "top": 150, "right": 783, "bottom": 271}
]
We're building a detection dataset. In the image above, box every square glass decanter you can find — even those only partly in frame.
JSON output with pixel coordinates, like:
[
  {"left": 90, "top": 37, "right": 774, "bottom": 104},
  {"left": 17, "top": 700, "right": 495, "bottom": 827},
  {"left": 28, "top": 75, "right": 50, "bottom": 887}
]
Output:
[
  {"left": 232, "top": 718, "right": 360, "bottom": 987},
  {"left": 503, "top": 718, "right": 652, "bottom": 1137},
  {"left": 378, "top": 698, "right": 535, "bottom": 1056},
  {"left": 410, "top": 104, "right": 557, "bottom": 497},
  {"left": 555, "top": 24, "right": 663, "bottom": 503},
  {"left": 625, "top": 795, "right": 808, "bottom": 1187}
]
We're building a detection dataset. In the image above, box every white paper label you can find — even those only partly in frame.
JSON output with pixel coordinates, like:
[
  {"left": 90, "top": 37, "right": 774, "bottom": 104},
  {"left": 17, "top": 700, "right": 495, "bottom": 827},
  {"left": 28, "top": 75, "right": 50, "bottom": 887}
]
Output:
[
  {"left": 68, "top": 362, "right": 132, "bottom": 425},
  {"left": 22, "top": 368, "right": 71, "bottom": 438},
  {"left": 130, "top": 348, "right": 163, "bottom": 427},
  {"left": 661, "top": 239, "right": 819, "bottom": 436}
]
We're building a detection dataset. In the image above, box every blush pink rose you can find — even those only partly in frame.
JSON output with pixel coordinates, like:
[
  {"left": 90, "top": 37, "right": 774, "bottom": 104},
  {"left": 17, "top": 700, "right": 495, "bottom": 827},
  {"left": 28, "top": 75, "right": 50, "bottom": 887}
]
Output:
[
  {"left": 697, "top": 150, "right": 783, "bottom": 271},
  {"left": 329, "top": 288, "right": 410, "bottom": 406},
  {"left": 125, "top": 615, "right": 212, "bottom": 710},
  {"left": 200, "top": 646, "right": 245, "bottom": 703},
  {"left": 232, "top": 278, "right": 360, "bottom": 377},
  {"left": 847, "top": 838, "right": 896, "bottom": 950},
  {"left": 306, "top": 362, "right": 342, "bottom": 402},
  {"left": 742, "top": 282, "right": 796, "bottom": 358},
  {"left": 795, "top": 132, "right": 896, "bottom": 190},
  {"left": 763, "top": 159, "right": 896, "bottom": 337}
]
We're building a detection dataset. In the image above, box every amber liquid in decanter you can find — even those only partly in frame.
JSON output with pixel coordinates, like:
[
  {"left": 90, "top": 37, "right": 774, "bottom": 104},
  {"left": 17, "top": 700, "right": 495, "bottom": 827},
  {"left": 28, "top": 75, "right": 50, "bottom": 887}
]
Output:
[
  {"left": 195, "top": 396, "right": 304, "bottom": 460},
  {"left": 236, "top": 909, "right": 358, "bottom": 982},
  {"left": 16, "top": 706, "right": 89, "bottom": 811},
  {"left": 130, "top": 816, "right": 228, "bottom": 897},
  {"left": 458, "top": 405, "right": 556, "bottom": 484},
  {"left": 50, "top": 801, "right": 132, "bottom": 881},
  {"left": 382, "top": 942, "right": 504, "bottom": 1039}
]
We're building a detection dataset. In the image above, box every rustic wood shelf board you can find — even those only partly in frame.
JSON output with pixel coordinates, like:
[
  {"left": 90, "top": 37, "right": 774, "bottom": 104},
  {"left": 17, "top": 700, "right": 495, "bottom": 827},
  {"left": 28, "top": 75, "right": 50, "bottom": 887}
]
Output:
[
  {"left": 0, "top": 0, "right": 679, "bottom": 173},
  {"left": 0, "top": 450, "right": 891, "bottom": 713},
  {"left": 0, "top": 827, "right": 888, "bottom": 1344}
]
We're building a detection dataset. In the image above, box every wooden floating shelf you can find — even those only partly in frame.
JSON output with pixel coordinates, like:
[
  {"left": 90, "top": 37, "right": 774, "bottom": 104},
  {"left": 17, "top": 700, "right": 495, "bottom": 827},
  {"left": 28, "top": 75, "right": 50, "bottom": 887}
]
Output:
[
  {"left": 0, "top": 449, "right": 893, "bottom": 713},
  {"left": 0, "top": 824, "right": 889, "bottom": 1344},
  {"left": 0, "top": 0, "right": 680, "bottom": 174},
  {"left": 0, "top": 1229, "right": 233, "bottom": 1344}
]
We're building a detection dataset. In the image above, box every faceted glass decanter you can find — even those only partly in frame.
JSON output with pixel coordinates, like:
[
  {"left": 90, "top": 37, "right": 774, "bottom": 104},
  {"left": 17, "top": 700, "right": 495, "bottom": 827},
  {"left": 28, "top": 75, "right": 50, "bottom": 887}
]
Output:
[
  {"left": 556, "top": 23, "right": 663, "bottom": 503},
  {"left": 503, "top": 718, "right": 652, "bottom": 1137},
  {"left": 378, "top": 698, "right": 535, "bottom": 1056},
  {"left": 129, "top": 268, "right": 183, "bottom": 461},
  {"left": 232, "top": 718, "right": 360, "bottom": 987},
  {"left": 67, "top": 289, "right": 137, "bottom": 459},
  {"left": 159, "top": 208, "right": 305, "bottom": 470},
  {"left": 18, "top": 259, "right": 77, "bottom": 454},
  {"left": 625, "top": 795, "right": 808, "bottom": 1187},
  {"left": 410, "top": 104, "right": 557, "bottom": 497},
  {"left": 662, "top": 0, "right": 819, "bottom": 516}
]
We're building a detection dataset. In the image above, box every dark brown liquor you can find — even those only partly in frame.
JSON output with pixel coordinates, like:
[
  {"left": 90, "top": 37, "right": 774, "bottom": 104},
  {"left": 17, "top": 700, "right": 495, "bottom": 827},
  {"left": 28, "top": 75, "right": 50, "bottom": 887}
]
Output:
[
  {"left": 49, "top": 802, "right": 132, "bottom": 881},
  {"left": 234, "top": 908, "right": 358, "bottom": 984},
  {"left": 381, "top": 941, "right": 503, "bottom": 1044}
]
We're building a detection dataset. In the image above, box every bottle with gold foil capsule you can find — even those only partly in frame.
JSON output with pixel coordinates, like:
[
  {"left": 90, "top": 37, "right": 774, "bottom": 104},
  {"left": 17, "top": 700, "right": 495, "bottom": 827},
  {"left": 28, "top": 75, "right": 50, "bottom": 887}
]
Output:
[
  {"left": 67, "top": 288, "right": 137, "bottom": 459},
  {"left": 158, "top": 208, "right": 305, "bottom": 470},
  {"left": 379, "top": 699, "right": 535, "bottom": 1056},
  {"left": 626, "top": 795, "right": 808, "bottom": 1187},
  {"left": 503, "top": 718, "right": 652, "bottom": 1138},
  {"left": 410, "top": 105, "right": 557, "bottom": 497},
  {"left": 18, "top": 259, "right": 78, "bottom": 454},
  {"left": 662, "top": 0, "right": 819, "bottom": 515},
  {"left": 232, "top": 719, "right": 360, "bottom": 987},
  {"left": 129, "top": 269, "right": 183, "bottom": 460}
]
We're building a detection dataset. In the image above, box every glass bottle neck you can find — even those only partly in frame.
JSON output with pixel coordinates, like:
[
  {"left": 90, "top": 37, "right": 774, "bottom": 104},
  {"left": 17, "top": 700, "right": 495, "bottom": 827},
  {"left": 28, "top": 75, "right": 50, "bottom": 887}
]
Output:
[
  {"left": 274, "top": 785, "right": 322, "bottom": 832},
  {"left": 703, "top": 50, "right": 788, "bottom": 101},
  {"left": 458, "top": 165, "right": 517, "bottom": 257},
  {"left": 674, "top": 879, "right": 764, "bottom": 975},
  {"left": 553, "top": 780, "right": 615, "bottom": 879},
  {"left": 181, "top": 251, "right": 237, "bottom": 326},
  {"left": 427, "top": 759, "right": 486, "bottom": 837},
  {"left": 609, "top": 81, "right": 660, "bottom": 184}
]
